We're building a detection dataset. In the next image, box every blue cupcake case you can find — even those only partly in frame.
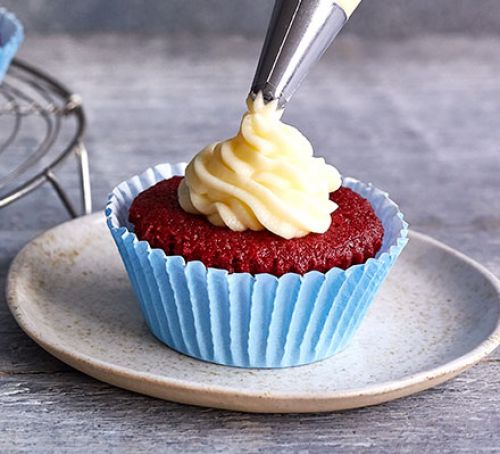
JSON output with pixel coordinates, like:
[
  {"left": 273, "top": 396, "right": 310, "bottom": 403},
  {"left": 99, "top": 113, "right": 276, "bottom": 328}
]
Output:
[
  {"left": 106, "top": 163, "right": 408, "bottom": 368},
  {"left": 0, "top": 8, "right": 23, "bottom": 82}
]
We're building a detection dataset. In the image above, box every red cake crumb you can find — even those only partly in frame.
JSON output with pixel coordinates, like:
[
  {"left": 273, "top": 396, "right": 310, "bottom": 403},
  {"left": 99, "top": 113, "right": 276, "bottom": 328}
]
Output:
[{"left": 129, "top": 176, "right": 384, "bottom": 276}]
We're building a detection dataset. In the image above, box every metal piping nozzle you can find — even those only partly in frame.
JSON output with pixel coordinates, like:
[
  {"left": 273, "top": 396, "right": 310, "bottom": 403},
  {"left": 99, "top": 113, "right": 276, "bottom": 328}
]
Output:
[{"left": 250, "top": 0, "right": 359, "bottom": 108}]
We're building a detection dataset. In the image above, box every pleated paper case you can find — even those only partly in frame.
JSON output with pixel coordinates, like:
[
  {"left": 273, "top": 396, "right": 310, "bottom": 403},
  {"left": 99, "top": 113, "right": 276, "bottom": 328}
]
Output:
[
  {"left": 106, "top": 163, "right": 408, "bottom": 368},
  {"left": 0, "top": 9, "right": 23, "bottom": 82}
]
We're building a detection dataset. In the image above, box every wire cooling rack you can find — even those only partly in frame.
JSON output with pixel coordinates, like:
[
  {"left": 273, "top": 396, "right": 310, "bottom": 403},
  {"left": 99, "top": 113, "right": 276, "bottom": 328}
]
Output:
[{"left": 0, "top": 59, "right": 91, "bottom": 218}]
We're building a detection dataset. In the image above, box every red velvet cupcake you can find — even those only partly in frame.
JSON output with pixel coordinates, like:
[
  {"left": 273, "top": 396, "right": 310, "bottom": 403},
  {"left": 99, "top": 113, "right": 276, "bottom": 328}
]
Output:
[
  {"left": 106, "top": 95, "right": 407, "bottom": 368},
  {"left": 107, "top": 162, "right": 408, "bottom": 368}
]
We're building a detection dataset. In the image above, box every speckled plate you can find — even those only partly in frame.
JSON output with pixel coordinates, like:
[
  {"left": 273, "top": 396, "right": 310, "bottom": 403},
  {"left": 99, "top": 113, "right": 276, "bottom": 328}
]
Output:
[{"left": 6, "top": 214, "right": 500, "bottom": 413}]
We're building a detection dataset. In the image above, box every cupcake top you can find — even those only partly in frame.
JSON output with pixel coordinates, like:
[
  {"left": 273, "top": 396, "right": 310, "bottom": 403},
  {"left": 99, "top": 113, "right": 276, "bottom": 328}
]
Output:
[
  {"left": 130, "top": 176, "right": 384, "bottom": 276},
  {"left": 178, "top": 92, "right": 341, "bottom": 239}
]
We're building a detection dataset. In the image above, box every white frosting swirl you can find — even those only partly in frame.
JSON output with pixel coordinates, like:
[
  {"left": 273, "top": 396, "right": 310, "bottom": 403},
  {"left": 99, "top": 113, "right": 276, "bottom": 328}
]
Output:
[{"left": 178, "top": 92, "right": 342, "bottom": 239}]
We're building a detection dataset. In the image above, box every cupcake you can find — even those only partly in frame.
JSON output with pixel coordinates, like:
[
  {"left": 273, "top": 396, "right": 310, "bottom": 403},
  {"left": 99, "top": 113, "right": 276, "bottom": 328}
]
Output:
[
  {"left": 0, "top": 8, "right": 23, "bottom": 82},
  {"left": 106, "top": 93, "right": 408, "bottom": 368}
]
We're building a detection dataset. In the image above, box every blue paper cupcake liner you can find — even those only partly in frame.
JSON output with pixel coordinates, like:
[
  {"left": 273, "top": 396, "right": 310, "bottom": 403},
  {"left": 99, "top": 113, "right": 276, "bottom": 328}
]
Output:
[
  {"left": 106, "top": 163, "right": 408, "bottom": 368},
  {"left": 0, "top": 8, "right": 23, "bottom": 82}
]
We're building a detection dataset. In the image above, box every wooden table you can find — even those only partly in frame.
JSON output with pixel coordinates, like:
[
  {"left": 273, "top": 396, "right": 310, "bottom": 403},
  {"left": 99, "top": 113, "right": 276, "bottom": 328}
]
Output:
[{"left": 1, "top": 34, "right": 499, "bottom": 452}]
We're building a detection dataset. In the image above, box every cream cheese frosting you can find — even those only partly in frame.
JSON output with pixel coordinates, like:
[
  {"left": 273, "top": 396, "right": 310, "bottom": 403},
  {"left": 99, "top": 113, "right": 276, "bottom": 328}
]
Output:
[
  {"left": 178, "top": 92, "right": 342, "bottom": 239},
  {"left": 335, "top": 0, "right": 362, "bottom": 18}
]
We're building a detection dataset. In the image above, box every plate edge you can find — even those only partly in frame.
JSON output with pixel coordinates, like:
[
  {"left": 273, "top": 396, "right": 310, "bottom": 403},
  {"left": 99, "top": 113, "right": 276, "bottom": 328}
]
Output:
[{"left": 5, "top": 213, "right": 500, "bottom": 413}]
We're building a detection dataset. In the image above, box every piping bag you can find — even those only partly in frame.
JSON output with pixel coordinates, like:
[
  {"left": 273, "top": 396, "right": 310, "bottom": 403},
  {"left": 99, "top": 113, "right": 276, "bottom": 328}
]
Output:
[{"left": 250, "top": 0, "right": 362, "bottom": 107}]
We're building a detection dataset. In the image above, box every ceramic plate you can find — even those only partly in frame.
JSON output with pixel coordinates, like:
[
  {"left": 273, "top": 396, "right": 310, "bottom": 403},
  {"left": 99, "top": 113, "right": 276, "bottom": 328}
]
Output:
[{"left": 6, "top": 214, "right": 500, "bottom": 413}]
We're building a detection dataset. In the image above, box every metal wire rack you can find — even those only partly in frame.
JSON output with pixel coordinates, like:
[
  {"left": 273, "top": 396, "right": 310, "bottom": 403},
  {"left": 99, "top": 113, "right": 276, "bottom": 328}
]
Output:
[{"left": 0, "top": 59, "right": 91, "bottom": 218}]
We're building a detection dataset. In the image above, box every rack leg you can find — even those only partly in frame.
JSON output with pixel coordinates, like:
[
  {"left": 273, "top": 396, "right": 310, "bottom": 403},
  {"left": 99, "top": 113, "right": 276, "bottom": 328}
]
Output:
[{"left": 75, "top": 142, "right": 92, "bottom": 215}]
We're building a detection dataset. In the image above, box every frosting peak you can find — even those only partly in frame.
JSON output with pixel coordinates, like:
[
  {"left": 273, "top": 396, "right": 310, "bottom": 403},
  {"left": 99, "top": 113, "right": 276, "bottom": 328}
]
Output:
[{"left": 178, "top": 92, "right": 342, "bottom": 239}]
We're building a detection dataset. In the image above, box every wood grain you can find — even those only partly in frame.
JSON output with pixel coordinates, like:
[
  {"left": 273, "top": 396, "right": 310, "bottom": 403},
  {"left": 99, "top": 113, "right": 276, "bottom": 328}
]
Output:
[
  {"left": 0, "top": 34, "right": 499, "bottom": 452},
  {"left": 0, "top": 365, "right": 498, "bottom": 453}
]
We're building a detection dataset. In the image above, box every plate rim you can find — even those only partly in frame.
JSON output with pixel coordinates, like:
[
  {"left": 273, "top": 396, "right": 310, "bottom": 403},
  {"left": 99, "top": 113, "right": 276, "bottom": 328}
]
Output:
[{"left": 6, "top": 213, "right": 500, "bottom": 413}]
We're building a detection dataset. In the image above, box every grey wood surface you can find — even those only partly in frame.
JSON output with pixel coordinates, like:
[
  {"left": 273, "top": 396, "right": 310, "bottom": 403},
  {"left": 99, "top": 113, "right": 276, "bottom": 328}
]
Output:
[
  {"left": 1, "top": 34, "right": 499, "bottom": 453},
  {"left": 6, "top": 0, "right": 500, "bottom": 38}
]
